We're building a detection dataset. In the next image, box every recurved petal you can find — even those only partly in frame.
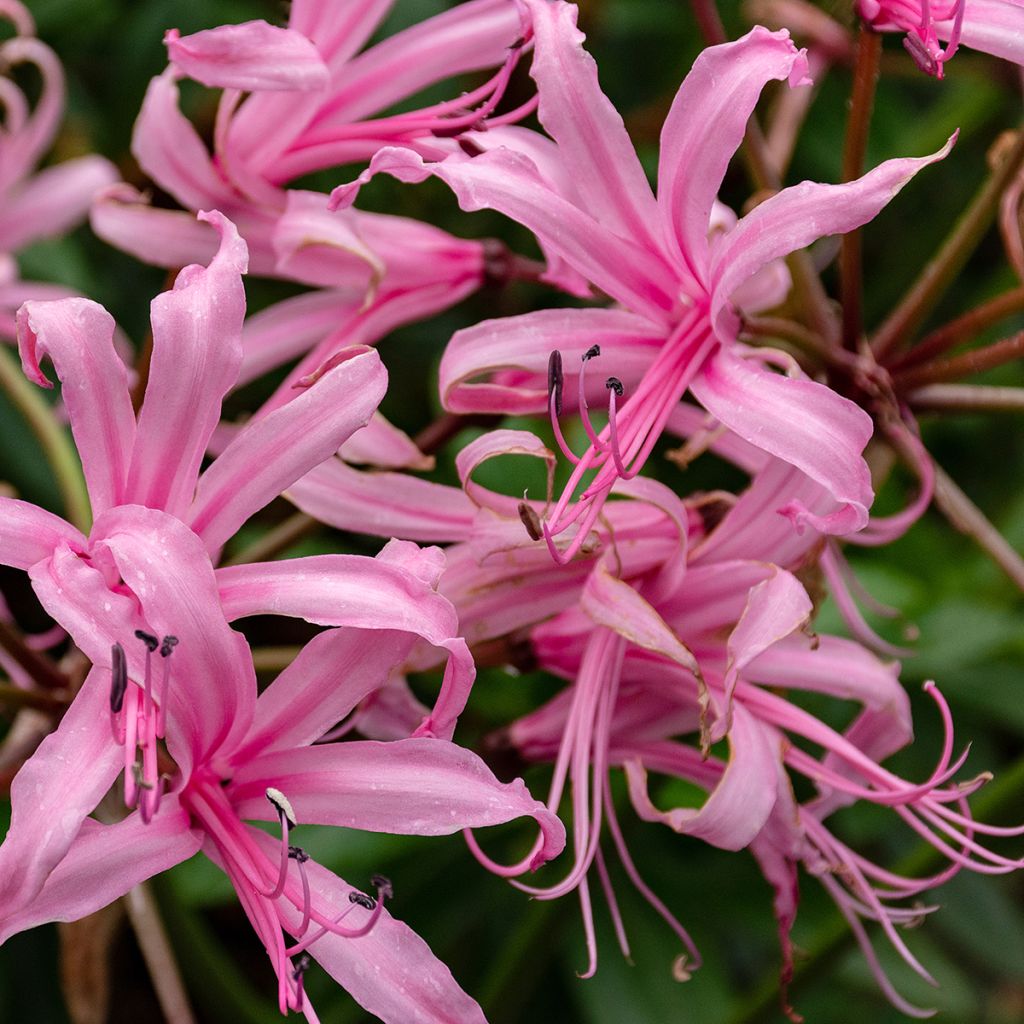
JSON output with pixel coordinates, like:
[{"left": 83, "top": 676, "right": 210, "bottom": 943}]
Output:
[
  {"left": 17, "top": 298, "right": 135, "bottom": 516},
  {"left": 0, "top": 497, "right": 83, "bottom": 569},
  {"left": 165, "top": 21, "right": 329, "bottom": 91},
  {"left": 0, "top": 666, "right": 122, "bottom": 912},
  {"left": 709, "top": 136, "right": 956, "bottom": 333},
  {"left": 332, "top": 146, "right": 679, "bottom": 323},
  {"left": 228, "top": 737, "right": 565, "bottom": 865},
  {"left": 658, "top": 27, "right": 808, "bottom": 275},
  {"left": 690, "top": 348, "right": 874, "bottom": 532},
  {"left": 0, "top": 802, "right": 200, "bottom": 945},
  {"left": 188, "top": 346, "right": 385, "bottom": 554},
  {"left": 125, "top": 211, "right": 248, "bottom": 519}
]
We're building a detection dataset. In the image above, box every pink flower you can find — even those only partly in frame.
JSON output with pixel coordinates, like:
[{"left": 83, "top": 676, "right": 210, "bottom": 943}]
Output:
[
  {"left": 857, "top": 0, "right": 1024, "bottom": 76},
  {"left": 0, "top": 509, "right": 564, "bottom": 1022},
  {"left": 0, "top": 1, "right": 116, "bottom": 339},
  {"left": 335, "top": 8, "right": 954, "bottom": 562}
]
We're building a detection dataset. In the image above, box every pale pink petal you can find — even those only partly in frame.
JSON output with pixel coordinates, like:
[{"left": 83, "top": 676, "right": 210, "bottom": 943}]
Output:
[
  {"left": 0, "top": 666, "right": 121, "bottom": 910},
  {"left": 657, "top": 27, "right": 808, "bottom": 273},
  {"left": 249, "top": 829, "right": 488, "bottom": 1024},
  {"left": 623, "top": 706, "right": 782, "bottom": 849},
  {"left": 229, "top": 738, "right": 565, "bottom": 864},
  {"left": 690, "top": 348, "right": 874, "bottom": 532},
  {"left": 165, "top": 22, "right": 329, "bottom": 91},
  {"left": 332, "top": 146, "right": 679, "bottom": 323},
  {"left": 0, "top": 155, "right": 116, "bottom": 251},
  {"left": 339, "top": 412, "right": 431, "bottom": 470},
  {"left": 440, "top": 307, "right": 665, "bottom": 415},
  {"left": 0, "top": 497, "right": 83, "bottom": 569},
  {"left": 125, "top": 211, "right": 248, "bottom": 518},
  {"left": 90, "top": 505, "right": 256, "bottom": 773},
  {"left": 17, "top": 298, "right": 135, "bottom": 516},
  {"left": 236, "top": 628, "right": 422, "bottom": 760},
  {"left": 958, "top": 0, "right": 1024, "bottom": 63},
  {"left": 286, "top": 460, "right": 476, "bottom": 542},
  {"left": 288, "top": 0, "right": 393, "bottom": 64},
  {"left": 709, "top": 136, "right": 956, "bottom": 332},
  {"left": 131, "top": 70, "right": 239, "bottom": 211},
  {"left": 455, "top": 428, "right": 555, "bottom": 516},
  {"left": 0, "top": 37, "right": 62, "bottom": 192},
  {"left": 188, "top": 347, "right": 385, "bottom": 553},
  {"left": 522, "top": 0, "right": 661, "bottom": 254},
  {"left": 0, "top": 803, "right": 200, "bottom": 945}
]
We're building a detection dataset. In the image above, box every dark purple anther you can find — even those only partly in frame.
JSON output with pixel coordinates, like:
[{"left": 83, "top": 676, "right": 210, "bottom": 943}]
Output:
[
  {"left": 109, "top": 643, "right": 127, "bottom": 713},
  {"left": 548, "top": 350, "right": 563, "bottom": 416}
]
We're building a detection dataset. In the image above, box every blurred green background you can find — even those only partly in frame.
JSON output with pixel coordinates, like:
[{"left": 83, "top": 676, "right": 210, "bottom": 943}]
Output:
[{"left": 2, "top": 0, "right": 1023, "bottom": 1021}]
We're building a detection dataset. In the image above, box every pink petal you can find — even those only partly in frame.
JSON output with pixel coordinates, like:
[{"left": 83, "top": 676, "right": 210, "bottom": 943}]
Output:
[
  {"left": 709, "top": 135, "right": 957, "bottom": 332},
  {"left": 658, "top": 27, "right": 808, "bottom": 273},
  {"left": 440, "top": 307, "right": 665, "bottom": 415},
  {"left": 690, "top": 348, "right": 874, "bottom": 532},
  {"left": 339, "top": 412, "right": 432, "bottom": 471},
  {"left": 188, "top": 346, "right": 385, "bottom": 553},
  {"left": 0, "top": 803, "right": 200, "bottom": 945},
  {"left": 288, "top": 0, "right": 393, "bottom": 64},
  {"left": 0, "top": 155, "right": 116, "bottom": 252},
  {"left": 0, "top": 666, "right": 121, "bottom": 912},
  {"left": 249, "top": 829, "right": 489, "bottom": 1024},
  {"left": 959, "top": 0, "right": 1024, "bottom": 63},
  {"left": 90, "top": 505, "right": 256, "bottom": 774},
  {"left": 229, "top": 738, "right": 565, "bottom": 862},
  {"left": 17, "top": 298, "right": 136, "bottom": 516},
  {"left": 0, "top": 497, "right": 83, "bottom": 569},
  {"left": 455, "top": 428, "right": 555, "bottom": 516},
  {"left": 287, "top": 460, "right": 476, "bottom": 542},
  {"left": 165, "top": 22, "right": 329, "bottom": 91},
  {"left": 522, "top": 0, "right": 662, "bottom": 254},
  {"left": 332, "top": 146, "right": 679, "bottom": 323},
  {"left": 125, "top": 211, "right": 248, "bottom": 519},
  {"left": 623, "top": 706, "right": 782, "bottom": 849}
]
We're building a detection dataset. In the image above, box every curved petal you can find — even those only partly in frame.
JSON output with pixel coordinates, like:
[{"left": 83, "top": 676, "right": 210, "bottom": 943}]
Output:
[
  {"left": 165, "top": 22, "right": 329, "bottom": 91},
  {"left": 690, "top": 348, "right": 874, "bottom": 532},
  {"left": 523, "top": 0, "right": 661, "bottom": 254},
  {"left": 622, "top": 707, "right": 782, "bottom": 849},
  {"left": 709, "top": 136, "right": 956, "bottom": 332},
  {"left": 188, "top": 346, "right": 386, "bottom": 553},
  {"left": 286, "top": 460, "right": 476, "bottom": 543},
  {"left": 229, "top": 738, "right": 565, "bottom": 863},
  {"left": 658, "top": 27, "right": 808, "bottom": 274},
  {"left": 0, "top": 497, "right": 82, "bottom": 569},
  {"left": 332, "top": 146, "right": 679, "bottom": 323},
  {"left": 125, "top": 211, "right": 248, "bottom": 518},
  {"left": 90, "top": 505, "right": 256, "bottom": 774},
  {"left": 0, "top": 155, "right": 117, "bottom": 252},
  {"left": 0, "top": 802, "right": 200, "bottom": 945},
  {"left": 439, "top": 306, "right": 665, "bottom": 415},
  {"left": 17, "top": 298, "right": 135, "bottom": 516},
  {"left": 0, "top": 666, "right": 121, "bottom": 912},
  {"left": 958, "top": 0, "right": 1024, "bottom": 63}
]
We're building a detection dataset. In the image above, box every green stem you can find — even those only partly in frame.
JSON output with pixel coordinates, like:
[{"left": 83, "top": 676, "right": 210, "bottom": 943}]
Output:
[
  {"left": 908, "top": 383, "right": 1024, "bottom": 412},
  {"left": 0, "top": 345, "right": 91, "bottom": 532},
  {"left": 872, "top": 126, "right": 1024, "bottom": 362}
]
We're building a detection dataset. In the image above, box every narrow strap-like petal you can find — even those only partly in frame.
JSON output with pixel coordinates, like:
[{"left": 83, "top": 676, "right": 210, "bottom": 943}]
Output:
[
  {"left": 0, "top": 666, "right": 121, "bottom": 912},
  {"left": 0, "top": 497, "right": 83, "bottom": 569},
  {"left": 125, "top": 211, "right": 248, "bottom": 518},
  {"left": 165, "top": 21, "right": 329, "bottom": 91},
  {"left": 17, "top": 298, "right": 135, "bottom": 516},
  {"left": 188, "top": 346, "right": 385, "bottom": 553},
  {"left": 657, "top": 27, "right": 808, "bottom": 277},
  {"left": 0, "top": 804, "right": 200, "bottom": 945}
]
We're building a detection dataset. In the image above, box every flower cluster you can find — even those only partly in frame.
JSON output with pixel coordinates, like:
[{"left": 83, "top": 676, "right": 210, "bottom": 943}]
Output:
[{"left": 1, "top": 0, "right": 1023, "bottom": 1021}]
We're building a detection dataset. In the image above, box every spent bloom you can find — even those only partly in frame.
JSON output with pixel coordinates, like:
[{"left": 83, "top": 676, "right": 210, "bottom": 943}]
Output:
[
  {"left": 0, "top": 510, "right": 564, "bottom": 1022},
  {"left": 336, "top": 5, "right": 954, "bottom": 562}
]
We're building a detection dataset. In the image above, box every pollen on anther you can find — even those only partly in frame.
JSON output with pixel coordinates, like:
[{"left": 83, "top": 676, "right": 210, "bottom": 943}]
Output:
[
  {"left": 348, "top": 891, "right": 377, "bottom": 910},
  {"left": 266, "top": 787, "right": 297, "bottom": 829},
  {"left": 134, "top": 629, "right": 159, "bottom": 652},
  {"left": 160, "top": 635, "right": 179, "bottom": 658},
  {"left": 288, "top": 845, "right": 310, "bottom": 863},
  {"left": 518, "top": 501, "right": 543, "bottom": 542},
  {"left": 582, "top": 344, "right": 601, "bottom": 362},
  {"left": 547, "top": 349, "right": 563, "bottom": 415},
  {"left": 605, "top": 376, "right": 624, "bottom": 397},
  {"left": 110, "top": 643, "right": 128, "bottom": 713}
]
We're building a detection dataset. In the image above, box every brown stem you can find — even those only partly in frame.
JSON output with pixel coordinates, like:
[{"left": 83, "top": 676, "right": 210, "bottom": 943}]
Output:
[
  {"left": 840, "top": 25, "right": 882, "bottom": 350},
  {"left": 931, "top": 463, "right": 1024, "bottom": 591},
  {"left": 413, "top": 412, "right": 499, "bottom": 456},
  {"left": 887, "top": 283, "right": 1024, "bottom": 371},
  {"left": 0, "top": 682, "right": 69, "bottom": 712},
  {"left": 222, "top": 511, "right": 318, "bottom": 566},
  {"left": 908, "top": 383, "right": 1024, "bottom": 412},
  {"left": 892, "top": 330, "right": 1024, "bottom": 390},
  {"left": 123, "top": 882, "right": 197, "bottom": 1024},
  {"left": 252, "top": 645, "right": 302, "bottom": 673},
  {"left": 131, "top": 268, "right": 178, "bottom": 413},
  {"left": 872, "top": 126, "right": 1024, "bottom": 361},
  {"left": 0, "top": 617, "right": 69, "bottom": 691}
]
